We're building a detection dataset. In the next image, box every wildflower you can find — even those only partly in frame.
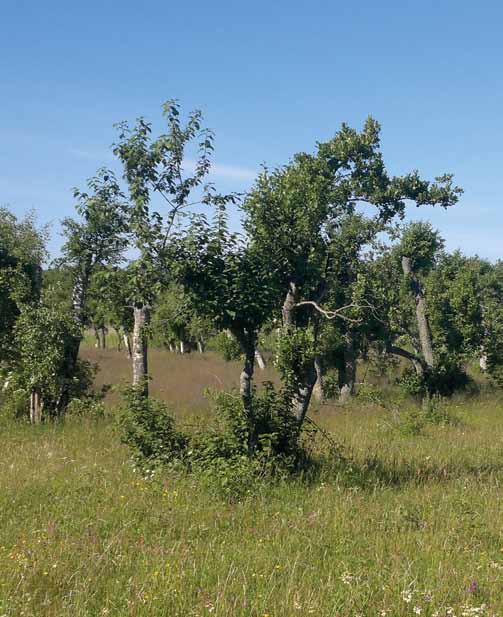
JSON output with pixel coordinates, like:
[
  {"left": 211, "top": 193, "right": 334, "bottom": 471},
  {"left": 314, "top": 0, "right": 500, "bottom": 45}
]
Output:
[
  {"left": 413, "top": 607, "right": 422, "bottom": 615},
  {"left": 468, "top": 580, "right": 478, "bottom": 594},
  {"left": 401, "top": 589, "right": 413, "bottom": 604}
]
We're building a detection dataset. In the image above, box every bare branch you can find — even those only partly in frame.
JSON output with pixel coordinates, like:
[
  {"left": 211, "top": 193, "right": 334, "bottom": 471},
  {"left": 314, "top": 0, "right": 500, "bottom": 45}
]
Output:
[{"left": 294, "top": 300, "right": 363, "bottom": 323}]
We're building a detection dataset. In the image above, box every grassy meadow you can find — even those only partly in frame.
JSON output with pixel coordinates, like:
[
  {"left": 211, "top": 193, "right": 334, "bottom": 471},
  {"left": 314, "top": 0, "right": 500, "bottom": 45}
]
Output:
[{"left": 1, "top": 343, "right": 503, "bottom": 616}]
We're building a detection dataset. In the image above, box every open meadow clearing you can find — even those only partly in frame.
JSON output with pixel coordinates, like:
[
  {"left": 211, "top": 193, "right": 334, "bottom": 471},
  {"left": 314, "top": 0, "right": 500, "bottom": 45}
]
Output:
[{"left": 1, "top": 349, "right": 503, "bottom": 617}]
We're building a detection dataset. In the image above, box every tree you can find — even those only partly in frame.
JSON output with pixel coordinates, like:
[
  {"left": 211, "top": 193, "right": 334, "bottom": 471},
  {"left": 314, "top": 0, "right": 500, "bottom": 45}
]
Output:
[
  {"left": 113, "top": 100, "right": 235, "bottom": 396},
  {"left": 243, "top": 118, "right": 462, "bottom": 425},
  {"left": 0, "top": 208, "right": 46, "bottom": 365},
  {"left": 57, "top": 169, "right": 128, "bottom": 412},
  {"left": 181, "top": 206, "right": 279, "bottom": 451}
]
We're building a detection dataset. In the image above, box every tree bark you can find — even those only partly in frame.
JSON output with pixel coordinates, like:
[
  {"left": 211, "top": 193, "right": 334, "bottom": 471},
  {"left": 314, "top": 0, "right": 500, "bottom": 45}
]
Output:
[
  {"left": 94, "top": 326, "right": 101, "bottom": 349},
  {"left": 197, "top": 339, "right": 205, "bottom": 354},
  {"left": 401, "top": 256, "right": 435, "bottom": 369},
  {"left": 312, "top": 355, "right": 324, "bottom": 402},
  {"left": 56, "top": 267, "right": 90, "bottom": 414},
  {"left": 30, "top": 389, "right": 42, "bottom": 425},
  {"left": 132, "top": 305, "right": 149, "bottom": 397},
  {"left": 100, "top": 326, "right": 107, "bottom": 350},
  {"left": 386, "top": 344, "right": 426, "bottom": 377},
  {"left": 123, "top": 332, "right": 132, "bottom": 358},
  {"left": 282, "top": 282, "right": 318, "bottom": 426},
  {"left": 255, "top": 349, "right": 266, "bottom": 370},
  {"left": 233, "top": 330, "right": 257, "bottom": 455}
]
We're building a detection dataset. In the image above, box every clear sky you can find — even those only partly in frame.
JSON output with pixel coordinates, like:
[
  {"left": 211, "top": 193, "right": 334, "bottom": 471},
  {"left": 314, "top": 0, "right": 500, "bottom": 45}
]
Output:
[{"left": 1, "top": 0, "right": 502, "bottom": 259}]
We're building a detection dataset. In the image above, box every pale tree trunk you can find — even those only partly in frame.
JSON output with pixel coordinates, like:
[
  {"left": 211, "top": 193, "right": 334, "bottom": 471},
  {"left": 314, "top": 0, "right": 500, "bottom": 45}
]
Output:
[
  {"left": 234, "top": 330, "right": 257, "bottom": 455},
  {"left": 312, "top": 355, "right": 325, "bottom": 402},
  {"left": 282, "top": 282, "right": 318, "bottom": 425},
  {"left": 197, "top": 339, "right": 205, "bottom": 354},
  {"left": 132, "top": 305, "right": 149, "bottom": 397},
  {"left": 168, "top": 342, "right": 175, "bottom": 353},
  {"left": 30, "top": 389, "right": 42, "bottom": 425},
  {"left": 402, "top": 256, "right": 435, "bottom": 369},
  {"left": 338, "top": 333, "right": 357, "bottom": 404},
  {"left": 255, "top": 349, "right": 266, "bottom": 370},
  {"left": 179, "top": 340, "right": 185, "bottom": 354},
  {"left": 480, "top": 349, "right": 488, "bottom": 371}
]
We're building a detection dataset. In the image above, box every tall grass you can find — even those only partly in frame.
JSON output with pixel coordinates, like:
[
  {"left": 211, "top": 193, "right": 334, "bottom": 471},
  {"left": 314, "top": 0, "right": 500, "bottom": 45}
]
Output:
[{"left": 1, "top": 348, "right": 503, "bottom": 616}]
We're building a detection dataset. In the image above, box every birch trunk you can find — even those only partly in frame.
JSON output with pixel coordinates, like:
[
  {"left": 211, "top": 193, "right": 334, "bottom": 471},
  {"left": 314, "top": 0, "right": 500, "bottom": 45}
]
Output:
[{"left": 132, "top": 305, "right": 149, "bottom": 397}]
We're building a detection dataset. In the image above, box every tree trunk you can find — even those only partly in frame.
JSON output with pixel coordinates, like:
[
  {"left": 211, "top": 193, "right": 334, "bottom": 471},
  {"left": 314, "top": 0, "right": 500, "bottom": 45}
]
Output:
[
  {"left": 234, "top": 331, "right": 257, "bottom": 455},
  {"left": 197, "top": 339, "right": 205, "bottom": 354},
  {"left": 282, "top": 282, "right": 318, "bottom": 425},
  {"left": 338, "top": 333, "right": 356, "bottom": 404},
  {"left": 132, "top": 305, "right": 149, "bottom": 397},
  {"left": 123, "top": 332, "right": 132, "bottom": 358},
  {"left": 94, "top": 326, "right": 101, "bottom": 349},
  {"left": 168, "top": 342, "right": 175, "bottom": 353},
  {"left": 255, "top": 349, "right": 266, "bottom": 370},
  {"left": 100, "top": 326, "right": 107, "bottom": 350},
  {"left": 402, "top": 256, "right": 435, "bottom": 369},
  {"left": 30, "top": 389, "right": 42, "bottom": 425},
  {"left": 114, "top": 327, "right": 122, "bottom": 352},
  {"left": 480, "top": 351, "right": 488, "bottom": 371},
  {"left": 387, "top": 344, "right": 426, "bottom": 377},
  {"left": 179, "top": 340, "right": 185, "bottom": 354},
  {"left": 56, "top": 267, "right": 90, "bottom": 414},
  {"left": 312, "top": 355, "right": 324, "bottom": 402}
]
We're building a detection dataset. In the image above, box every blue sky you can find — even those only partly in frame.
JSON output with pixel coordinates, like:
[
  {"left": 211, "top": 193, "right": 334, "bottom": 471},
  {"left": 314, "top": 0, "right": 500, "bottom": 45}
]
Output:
[{"left": 1, "top": 0, "right": 502, "bottom": 259}]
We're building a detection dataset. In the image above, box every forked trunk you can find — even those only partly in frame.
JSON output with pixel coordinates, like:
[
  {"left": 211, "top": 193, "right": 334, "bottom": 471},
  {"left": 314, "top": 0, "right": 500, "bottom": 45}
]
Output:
[{"left": 132, "top": 305, "right": 149, "bottom": 397}]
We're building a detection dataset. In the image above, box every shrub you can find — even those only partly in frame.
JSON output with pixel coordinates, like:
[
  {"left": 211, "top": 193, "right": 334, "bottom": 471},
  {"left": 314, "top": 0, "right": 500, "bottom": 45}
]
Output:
[
  {"left": 118, "top": 386, "right": 188, "bottom": 469},
  {"left": 210, "top": 331, "right": 242, "bottom": 361}
]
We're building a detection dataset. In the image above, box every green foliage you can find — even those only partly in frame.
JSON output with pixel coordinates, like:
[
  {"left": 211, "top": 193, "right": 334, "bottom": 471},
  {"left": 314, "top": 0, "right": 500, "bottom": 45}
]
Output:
[
  {"left": 189, "top": 385, "right": 308, "bottom": 499},
  {"left": 321, "top": 372, "right": 340, "bottom": 400},
  {"left": 7, "top": 300, "right": 84, "bottom": 417},
  {"left": 118, "top": 386, "right": 188, "bottom": 469},
  {"left": 399, "top": 221, "right": 444, "bottom": 273},
  {"left": 0, "top": 208, "right": 47, "bottom": 362},
  {"left": 210, "top": 331, "right": 242, "bottom": 361},
  {"left": 276, "top": 327, "right": 317, "bottom": 390}
]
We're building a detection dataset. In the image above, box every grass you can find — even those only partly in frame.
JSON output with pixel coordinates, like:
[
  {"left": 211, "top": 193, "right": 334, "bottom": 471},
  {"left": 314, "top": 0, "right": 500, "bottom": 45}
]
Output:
[{"left": 2, "top": 347, "right": 503, "bottom": 616}]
